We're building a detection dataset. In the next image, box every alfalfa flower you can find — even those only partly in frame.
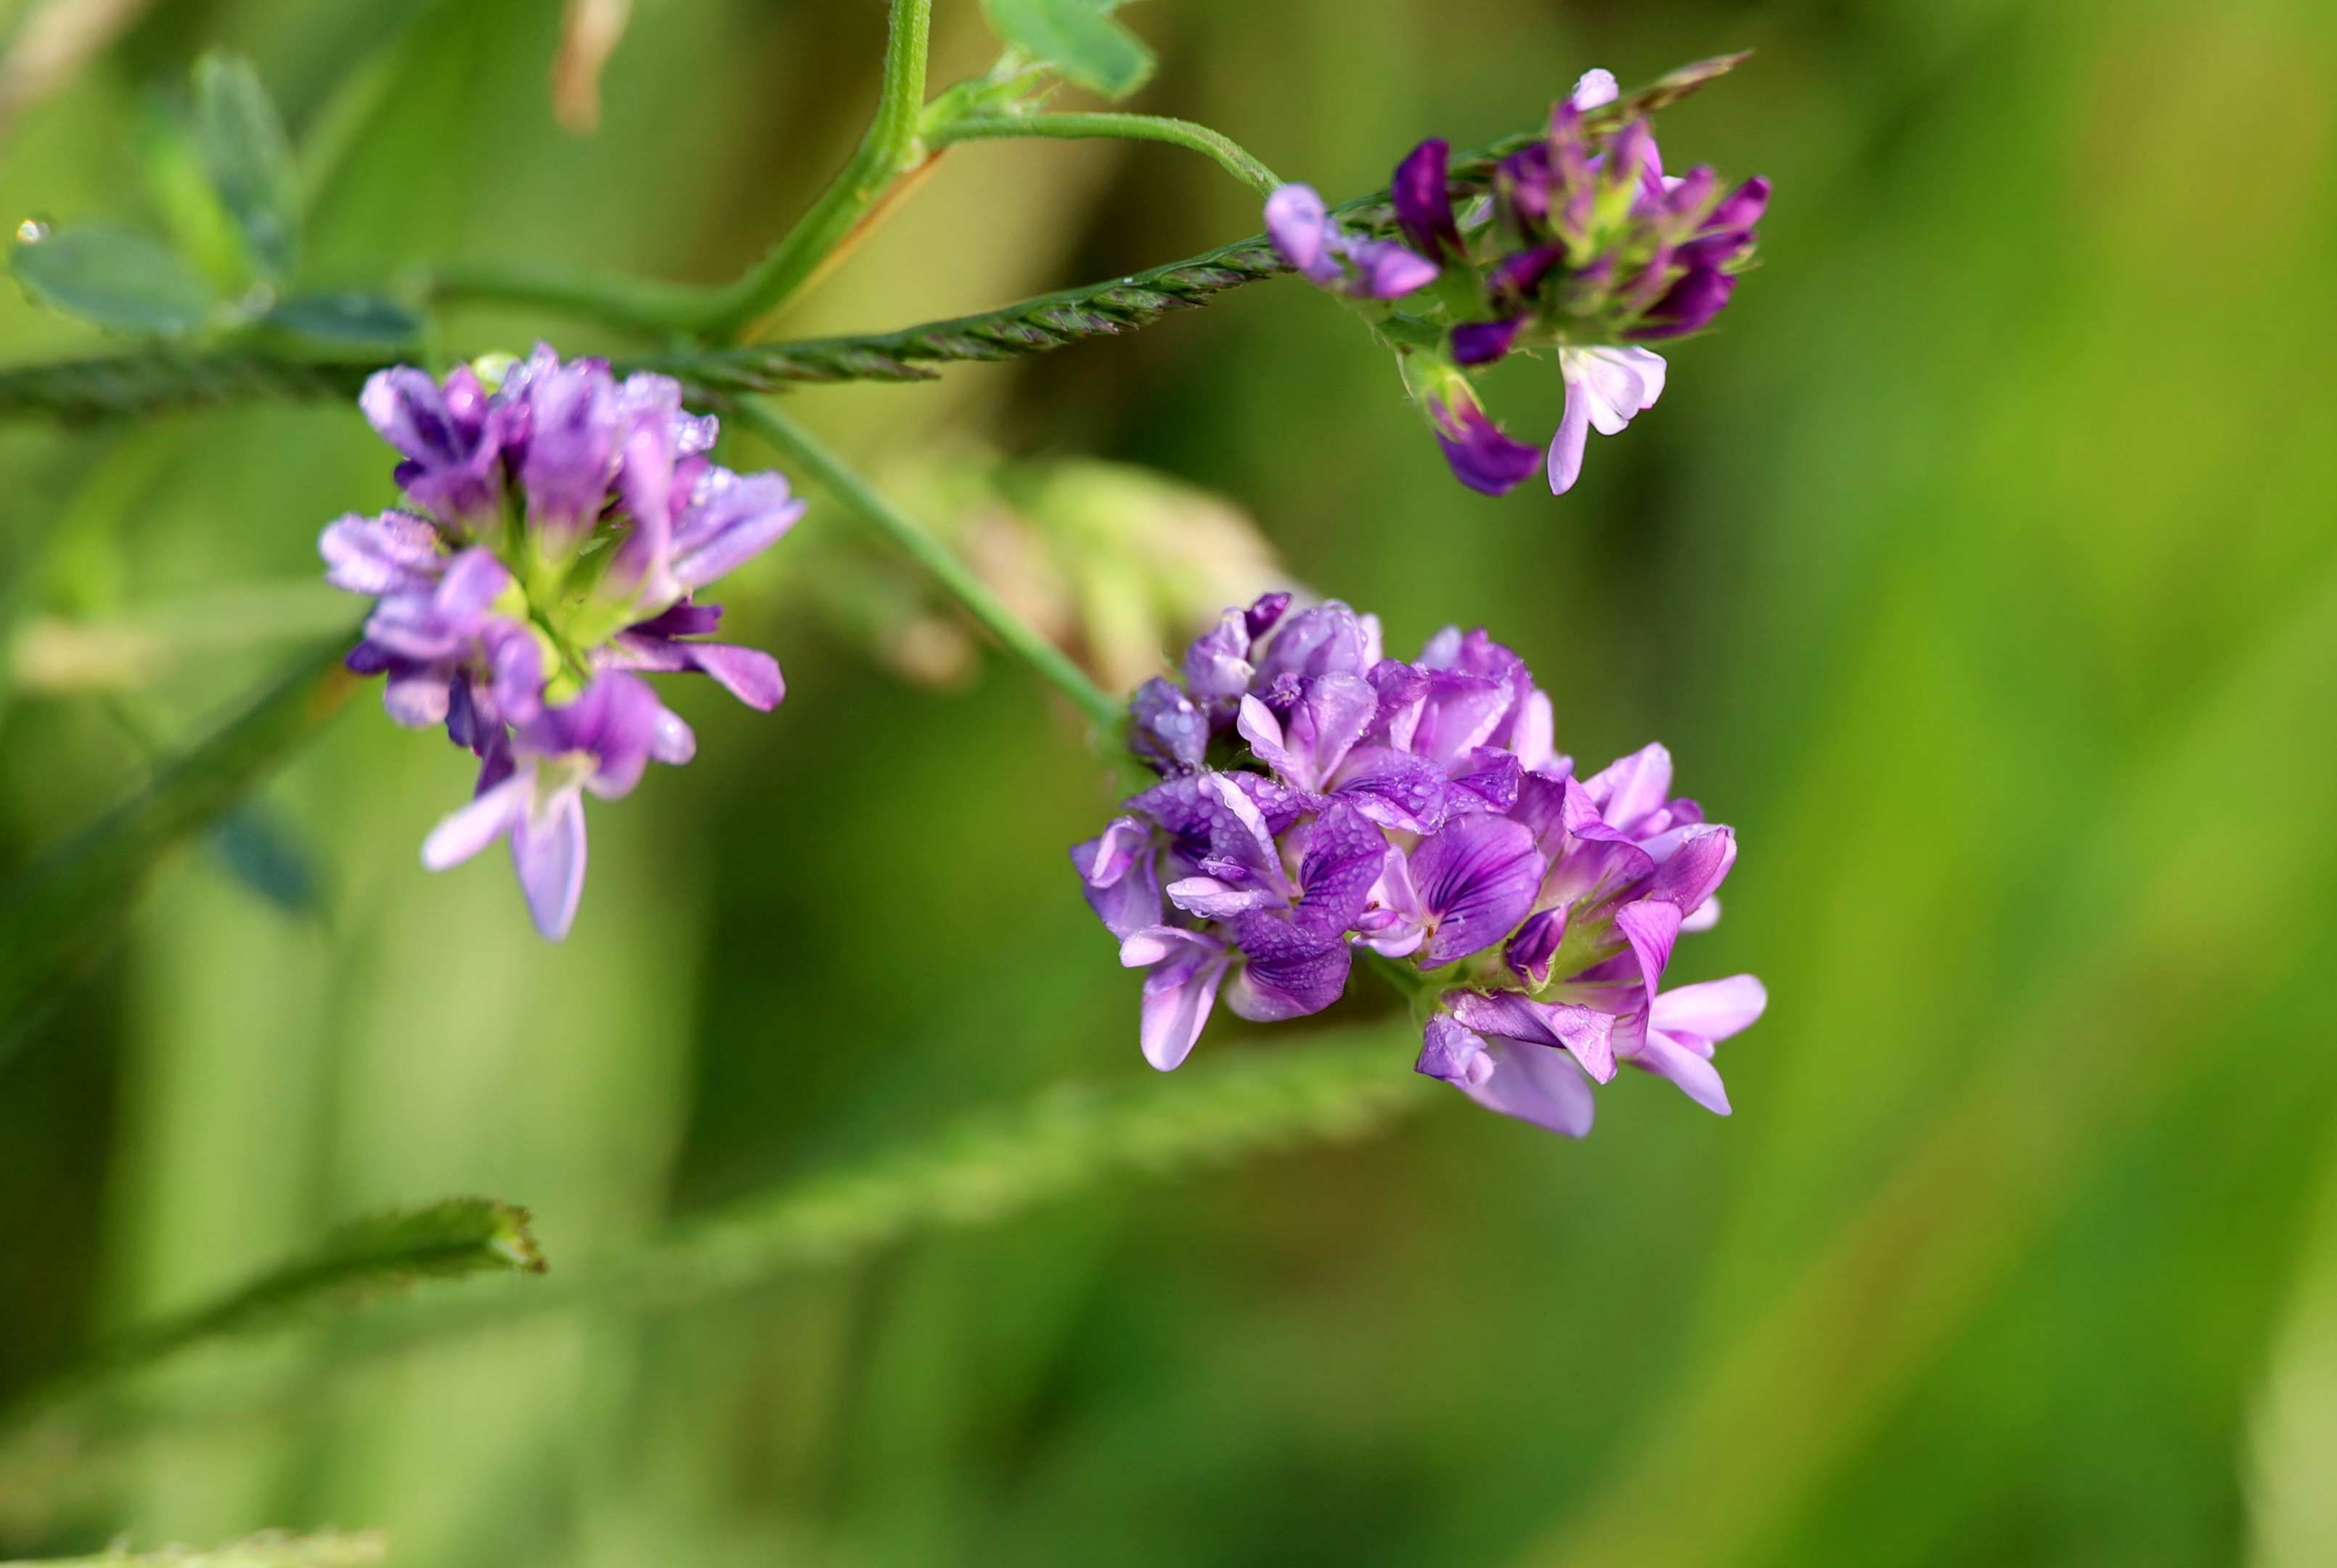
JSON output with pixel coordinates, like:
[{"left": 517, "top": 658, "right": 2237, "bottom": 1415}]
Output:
[
  {"left": 1074, "top": 595, "right": 1766, "bottom": 1137},
  {"left": 1273, "top": 67, "right": 1767, "bottom": 498},
  {"left": 323, "top": 345, "right": 804, "bottom": 939}
]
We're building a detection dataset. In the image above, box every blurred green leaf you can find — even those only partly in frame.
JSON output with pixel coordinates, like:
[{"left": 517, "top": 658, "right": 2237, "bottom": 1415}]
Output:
[
  {"left": 0, "top": 1528, "right": 388, "bottom": 1567},
  {"left": 0, "top": 642, "right": 357, "bottom": 1059},
  {"left": 191, "top": 53, "right": 302, "bottom": 283},
  {"left": 203, "top": 803, "right": 323, "bottom": 918},
  {"left": 138, "top": 106, "right": 248, "bottom": 294},
  {"left": 982, "top": 0, "right": 1156, "bottom": 99},
  {"left": 261, "top": 291, "right": 421, "bottom": 345},
  {"left": 8, "top": 226, "right": 214, "bottom": 337}
]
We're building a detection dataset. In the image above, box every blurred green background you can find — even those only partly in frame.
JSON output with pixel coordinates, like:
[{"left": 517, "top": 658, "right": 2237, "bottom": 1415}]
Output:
[{"left": 1, "top": 0, "right": 2336, "bottom": 1564}]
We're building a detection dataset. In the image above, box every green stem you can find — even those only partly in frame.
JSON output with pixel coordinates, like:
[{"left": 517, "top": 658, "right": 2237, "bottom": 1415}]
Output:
[
  {"left": 931, "top": 112, "right": 1280, "bottom": 195},
  {"left": 725, "top": 399, "right": 1125, "bottom": 733},
  {"left": 691, "top": 0, "right": 936, "bottom": 340},
  {"left": 425, "top": 258, "right": 719, "bottom": 337}
]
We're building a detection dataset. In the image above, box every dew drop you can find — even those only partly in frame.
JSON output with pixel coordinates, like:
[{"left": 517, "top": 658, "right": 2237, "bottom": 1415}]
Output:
[{"left": 15, "top": 219, "right": 49, "bottom": 244}]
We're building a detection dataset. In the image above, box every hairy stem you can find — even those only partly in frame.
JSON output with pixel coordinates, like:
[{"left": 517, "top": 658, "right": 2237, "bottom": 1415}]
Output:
[
  {"left": 691, "top": 0, "right": 935, "bottom": 340},
  {"left": 931, "top": 111, "right": 1280, "bottom": 194},
  {"left": 724, "top": 399, "right": 1125, "bottom": 733}
]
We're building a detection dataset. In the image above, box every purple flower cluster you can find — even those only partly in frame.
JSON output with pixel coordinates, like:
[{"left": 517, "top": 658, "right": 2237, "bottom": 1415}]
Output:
[
  {"left": 1262, "top": 68, "right": 1768, "bottom": 501},
  {"left": 322, "top": 346, "right": 804, "bottom": 938},
  {"left": 1072, "top": 595, "right": 1764, "bottom": 1137},
  {"left": 1395, "top": 68, "right": 1769, "bottom": 497}
]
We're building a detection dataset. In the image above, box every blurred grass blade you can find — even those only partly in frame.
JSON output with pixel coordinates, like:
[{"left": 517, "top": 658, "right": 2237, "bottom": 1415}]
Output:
[
  {"left": 983, "top": 0, "right": 1155, "bottom": 99},
  {"left": 6, "top": 1199, "right": 543, "bottom": 1429},
  {"left": 191, "top": 52, "right": 301, "bottom": 282},
  {"left": 0, "top": 639, "right": 358, "bottom": 1058},
  {"left": 203, "top": 801, "right": 323, "bottom": 918},
  {"left": 0, "top": 1527, "right": 388, "bottom": 1566},
  {"left": 632, "top": 1024, "right": 1423, "bottom": 1302},
  {"left": 9, "top": 224, "right": 213, "bottom": 335}
]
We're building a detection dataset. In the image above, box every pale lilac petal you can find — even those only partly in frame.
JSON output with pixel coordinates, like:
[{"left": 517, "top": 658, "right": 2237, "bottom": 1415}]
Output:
[
  {"left": 1629, "top": 1028, "right": 1732, "bottom": 1114},
  {"left": 383, "top": 668, "right": 452, "bottom": 728},
  {"left": 511, "top": 788, "right": 589, "bottom": 940},
  {"left": 1647, "top": 823, "right": 1736, "bottom": 912},
  {"left": 1511, "top": 689, "right": 1556, "bottom": 773},
  {"left": 1548, "top": 379, "right": 1593, "bottom": 495},
  {"left": 1584, "top": 743, "right": 1673, "bottom": 830},
  {"left": 320, "top": 511, "right": 444, "bottom": 595},
  {"left": 669, "top": 470, "right": 805, "bottom": 590},
  {"left": 1265, "top": 184, "right": 1336, "bottom": 282},
  {"left": 1570, "top": 68, "right": 1620, "bottom": 110},
  {"left": 1416, "top": 1013, "right": 1496, "bottom": 1090},
  {"left": 1680, "top": 894, "right": 1722, "bottom": 932},
  {"left": 1614, "top": 897, "right": 1683, "bottom": 1003},
  {"left": 684, "top": 642, "right": 783, "bottom": 710},
  {"left": 648, "top": 707, "right": 696, "bottom": 767},
  {"left": 1343, "top": 238, "right": 1439, "bottom": 298},
  {"left": 1166, "top": 876, "right": 1282, "bottom": 920},
  {"left": 1468, "top": 1037, "right": 1596, "bottom": 1136},
  {"left": 420, "top": 772, "right": 529, "bottom": 870},
  {"left": 1649, "top": 974, "right": 1767, "bottom": 1042},
  {"left": 1120, "top": 927, "right": 1232, "bottom": 1070}
]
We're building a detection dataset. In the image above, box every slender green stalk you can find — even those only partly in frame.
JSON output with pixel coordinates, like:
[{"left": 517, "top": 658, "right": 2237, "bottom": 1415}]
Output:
[
  {"left": 0, "top": 1529, "right": 388, "bottom": 1567},
  {"left": 726, "top": 398, "right": 1125, "bottom": 732},
  {"left": 931, "top": 111, "right": 1281, "bottom": 194},
  {"left": 690, "top": 0, "right": 936, "bottom": 340},
  {"left": 425, "top": 257, "right": 725, "bottom": 337}
]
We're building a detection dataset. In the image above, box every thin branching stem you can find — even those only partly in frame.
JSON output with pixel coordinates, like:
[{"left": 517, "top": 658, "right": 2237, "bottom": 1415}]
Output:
[
  {"left": 724, "top": 398, "right": 1126, "bottom": 733},
  {"left": 931, "top": 111, "right": 1281, "bottom": 193},
  {"left": 690, "top": 0, "right": 936, "bottom": 340}
]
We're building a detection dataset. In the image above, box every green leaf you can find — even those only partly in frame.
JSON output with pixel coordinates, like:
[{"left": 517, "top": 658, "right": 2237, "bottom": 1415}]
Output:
[
  {"left": 9, "top": 224, "right": 215, "bottom": 335},
  {"left": 982, "top": 0, "right": 1156, "bottom": 99},
  {"left": 205, "top": 801, "right": 324, "bottom": 916},
  {"left": 0, "top": 640, "right": 358, "bottom": 1058},
  {"left": 0, "top": 1527, "right": 389, "bottom": 1567},
  {"left": 192, "top": 52, "right": 302, "bottom": 282},
  {"left": 262, "top": 290, "right": 423, "bottom": 344}
]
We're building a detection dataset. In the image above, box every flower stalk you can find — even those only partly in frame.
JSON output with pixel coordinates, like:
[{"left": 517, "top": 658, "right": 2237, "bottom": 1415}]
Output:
[{"left": 724, "top": 397, "right": 1126, "bottom": 735}]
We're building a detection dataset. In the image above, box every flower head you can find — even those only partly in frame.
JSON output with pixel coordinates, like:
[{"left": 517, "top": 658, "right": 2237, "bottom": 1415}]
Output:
[
  {"left": 323, "top": 346, "right": 804, "bottom": 938},
  {"left": 1074, "top": 594, "right": 1765, "bottom": 1137},
  {"left": 1324, "top": 68, "right": 1767, "bottom": 497}
]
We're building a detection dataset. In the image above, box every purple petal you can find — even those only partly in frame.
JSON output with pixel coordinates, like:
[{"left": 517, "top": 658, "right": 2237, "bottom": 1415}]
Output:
[
  {"left": 1244, "top": 592, "right": 1293, "bottom": 641},
  {"left": 1120, "top": 926, "right": 1232, "bottom": 1071},
  {"left": 669, "top": 469, "right": 806, "bottom": 591},
  {"left": 1409, "top": 814, "right": 1546, "bottom": 966},
  {"left": 683, "top": 641, "right": 785, "bottom": 711},
  {"left": 1467, "top": 1037, "right": 1597, "bottom": 1136},
  {"left": 1448, "top": 990, "right": 1615, "bottom": 1081},
  {"left": 420, "top": 771, "right": 529, "bottom": 869},
  {"left": 1583, "top": 743, "right": 1674, "bottom": 830},
  {"left": 1132, "top": 677, "right": 1210, "bottom": 775},
  {"left": 1650, "top": 974, "right": 1767, "bottom": 1042},
  {"left": 1613, "top": 897, "right": 1682, "bottom": 1005},
  {"left": 1224, "top": 918, "right": 1353, "bottom": 1021},
  {"left": 1625, "top": 1022, "right": 1732, "bottom": 1114},
  {"left": 1180, "top": 608, "right": 1255, "bottom": 701},
  {"left": 1329, "top": 746, "right": 1448, "bottom": 833},
  {"left": 1431, "top": 394, "right": 1541, "bottom": 497},
  {"left": 1570, "top": 68, "right": 1619, "bottom": 110},
  {"left": 1074, "top": 818, "right": 1163, "bottom": 941},
  {"left": 1416, "top": 1013, "right": 1497, "bottom": 1090},
  {"left": 320, "top": 510, "right": 446, "bottom": 596},
  {"left": 1392, "top": 138, "right": 1461, "bottom": 260},
  {"left": 1342, "top": 238, "right": 1439, "bottom": 299},
  {"left": 1647, "top": 823, "right": 1736, "bottom": 914},
  {"left": 1265, "top": 184, "right": 1338, "bottom": 283},
  {"left": 1630, "top": 266, "right": 1737, "bottom": 340},
  {"left": 1504, "top": 905, "right": 1566, "bottom": 987},
  {"left": 1451, "top": 318, "right": 1522, "bottom": 367},
  {"left": 511, "top": 787, "right": 589, "bottom": 940},
  {"left": 1254, "top": 603, "right": 1377, "bottom": 685},
  {"left": 1548, "top": 373, "right": 1594, "bottom": 495}
]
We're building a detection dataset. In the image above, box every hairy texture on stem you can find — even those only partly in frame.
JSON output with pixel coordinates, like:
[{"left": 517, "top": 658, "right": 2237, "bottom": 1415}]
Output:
[
  {"left": 0, "top": 53, "right": 1747, "bottom": 422},
  {"left": 0, "top": 1026, "right": 1425, "bottom": 1483}
]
